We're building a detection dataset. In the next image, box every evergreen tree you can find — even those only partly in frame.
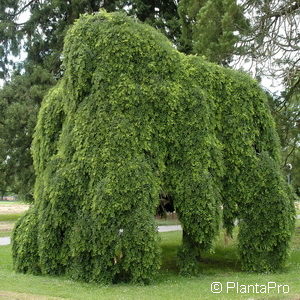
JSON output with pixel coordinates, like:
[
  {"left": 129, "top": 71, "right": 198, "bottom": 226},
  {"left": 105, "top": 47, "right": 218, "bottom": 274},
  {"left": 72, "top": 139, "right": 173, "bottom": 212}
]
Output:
[
  {"left": 178, "top": 0, "right": 249, "bottom": 64},
  {"left": 0, "top": 0, "right": 180, "bottom": 77},
  {"left": 0, "top": 65, "right": 54, "bottom": 201}
]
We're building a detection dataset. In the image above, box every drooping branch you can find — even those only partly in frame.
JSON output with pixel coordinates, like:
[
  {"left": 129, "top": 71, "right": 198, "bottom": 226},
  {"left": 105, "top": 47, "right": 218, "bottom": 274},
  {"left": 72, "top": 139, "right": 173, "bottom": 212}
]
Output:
[
  {"left": 7, "top": 0, "right": 39, "bottom": 18},
  {"left": 264, "top": 1, "right": 300, "bottom": 19},
  {"left": 283, "top": 136, "right": 299, "bottom": 167}
]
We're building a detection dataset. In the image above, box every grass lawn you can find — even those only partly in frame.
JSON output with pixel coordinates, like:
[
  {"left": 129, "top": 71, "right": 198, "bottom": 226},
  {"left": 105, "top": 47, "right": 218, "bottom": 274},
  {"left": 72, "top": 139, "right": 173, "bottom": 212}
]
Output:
[
  {"left": 0, "top": 201, "right": 29, "bottom": 208},
  {"left": 0, "top": 220, "right": 299, "bottom": 299},
  {"left": 0, "top": 213, "right": 24, "bottom": 237},
  {"left": 0, "top": 230, "right": 12, "bottom": 237},
  {"left": 0, "top": 213, "right": 24, "bottom": 222},
  {"left": 0, "top": 213, "right": 23, "bottom": 236},
  {"left": 0, "top": 201, "right": 18, "bottom": 205}
]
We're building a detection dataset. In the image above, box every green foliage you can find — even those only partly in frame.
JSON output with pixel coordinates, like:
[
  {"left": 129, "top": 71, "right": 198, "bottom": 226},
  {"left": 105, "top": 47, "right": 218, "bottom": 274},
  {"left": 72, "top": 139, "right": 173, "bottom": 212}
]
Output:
[
  {"left": 269, "top": 91, "right": 300, "bottom": 196},
  {"left": 178, "top": 0, "right": 249, "bottom": 64},
  {"left": 0, "top": 0, "right": 180, "bottom": 78},
  {"left": 12, "top": 11, "right": 295, "bottom": 283},
  {"left": 1, "top": 1, "right": 299, "bottom": 208},
  {"left": 0, "top": 0, "right": 180, "bottom": 201},
  {"left": 0, "top": 213, "right": 24, "bottom": 222},
  {"left": 12, "top": 208, "right": 40, "bottom": 274},
  {"left": 291, "top": 149, "right": 300, "bottom": 196},
  {"left": 238, "top": 152, "right": 296, "bottom": 272},
  {"left": 0, "top": 65, "right": 55, "bottom": 201}
]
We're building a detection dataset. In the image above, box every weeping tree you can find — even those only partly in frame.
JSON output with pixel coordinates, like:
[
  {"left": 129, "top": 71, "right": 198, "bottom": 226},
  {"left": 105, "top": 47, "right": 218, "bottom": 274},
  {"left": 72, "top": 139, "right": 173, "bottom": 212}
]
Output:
[{"left": 12, "top": 11, "right": 295, "bottom": 283}]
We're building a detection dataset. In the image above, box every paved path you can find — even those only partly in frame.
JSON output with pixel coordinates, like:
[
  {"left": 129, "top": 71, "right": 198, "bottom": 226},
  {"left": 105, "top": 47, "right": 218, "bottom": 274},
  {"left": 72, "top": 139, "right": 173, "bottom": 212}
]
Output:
[
  {"left": 158, "top": 225, "right": 182, "bottom": 232},
  {"left": 0, "top": 237, "right": 10, "bottom": 246}
]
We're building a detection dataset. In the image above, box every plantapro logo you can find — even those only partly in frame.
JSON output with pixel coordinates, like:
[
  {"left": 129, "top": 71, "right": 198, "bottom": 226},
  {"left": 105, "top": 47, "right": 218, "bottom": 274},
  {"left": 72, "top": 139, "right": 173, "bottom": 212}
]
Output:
[{"left": 211, "top": 281, "right": 290, "bottom": 294}]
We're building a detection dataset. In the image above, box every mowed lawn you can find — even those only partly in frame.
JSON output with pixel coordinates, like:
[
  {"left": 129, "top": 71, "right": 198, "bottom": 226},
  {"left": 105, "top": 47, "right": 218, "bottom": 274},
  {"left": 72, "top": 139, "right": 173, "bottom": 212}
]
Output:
[{"left": 0, "top": 210, "right": 299, "bottom": 299}]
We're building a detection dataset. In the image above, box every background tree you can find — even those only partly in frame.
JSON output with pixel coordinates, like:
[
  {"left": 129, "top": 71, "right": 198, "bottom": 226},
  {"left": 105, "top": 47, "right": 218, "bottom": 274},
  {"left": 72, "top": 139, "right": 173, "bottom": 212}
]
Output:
[
  {"left": 0, "top": 0, "right": 181, "bottom": 78},
  {"left": 178, "top": 0, "right": 249, "bottom": 64},
  {"left": 237, "top": 0, "right": 300, "bottom": 195},
  {"left": 0, "top": 65, "right": 54, "bottom": 201},
  {"left": 268, "top": 87, "right": 300, "bottom": 195}
]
